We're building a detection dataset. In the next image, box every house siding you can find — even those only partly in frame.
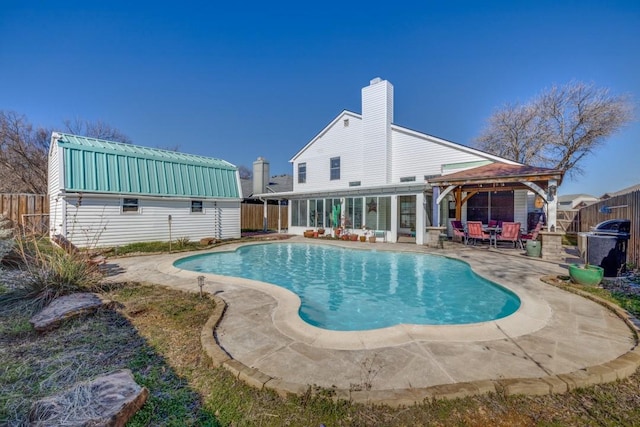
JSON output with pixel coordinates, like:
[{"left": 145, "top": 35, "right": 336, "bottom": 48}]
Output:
[
  {"left": 293, "top": 114, "right": 367, "bottom": 192},
  {"left": 514, "top": 190, "right": 528, "bottom": 227},
  {"left": 48, "top": 142, "right": 65, "bottom": 236},
  {"left": 391, "top": 130, "right": 490, "bottom": 182},
  {"left": 63, "top": 195, "right": 240, "bottom": 247}
]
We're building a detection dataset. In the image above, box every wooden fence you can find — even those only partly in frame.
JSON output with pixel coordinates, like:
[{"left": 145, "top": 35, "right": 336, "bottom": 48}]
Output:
[
  {"left": 578, "top": 189, "right": 640, "bottom": 268},
  {"left": 0, "top": 193, "right": 49, "bottom": 235},
  {"left": 241, "top": 204, "right": 288, "bottom": 231},
  {"left": 557, "top": 209, "right": 580, "bottom": 234}
]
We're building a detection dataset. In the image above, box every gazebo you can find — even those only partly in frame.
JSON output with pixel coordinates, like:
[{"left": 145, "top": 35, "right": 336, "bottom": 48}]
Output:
[{"left": 427, "top": 163, "right": 566, "bottom": 259}]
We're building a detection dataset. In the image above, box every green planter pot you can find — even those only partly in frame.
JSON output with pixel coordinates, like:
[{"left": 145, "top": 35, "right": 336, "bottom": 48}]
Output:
[
  {"left": 525, "top": 240, "right": 541, "bottom": 257},
  {"left": 568, "top": 264, "right": 604, "bottom": 286}
]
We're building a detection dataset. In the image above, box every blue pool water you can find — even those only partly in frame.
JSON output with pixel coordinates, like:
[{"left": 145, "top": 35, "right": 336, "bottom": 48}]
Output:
[{"left": 174, "top": 243, "right": 520, "bottom": 331}]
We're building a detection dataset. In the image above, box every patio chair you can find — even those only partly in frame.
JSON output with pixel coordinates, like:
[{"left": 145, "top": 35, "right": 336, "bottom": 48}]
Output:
[
  {"left": 466, "top": 221, "right": 490, "bottom": 246},
  {"left": 451, "top": 220, "right": 467, "bottom": 244},
  {"left": 495, "top": 222, "right": 524, "bottom": 249},
  {"left": 521, "top": 220, "right": 542, "bottom": 241}
]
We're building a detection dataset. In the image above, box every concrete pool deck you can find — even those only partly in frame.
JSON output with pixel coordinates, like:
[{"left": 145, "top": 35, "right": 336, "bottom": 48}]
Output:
[{"left": 105, "top": 237, "right": 640, "bottom": 405}]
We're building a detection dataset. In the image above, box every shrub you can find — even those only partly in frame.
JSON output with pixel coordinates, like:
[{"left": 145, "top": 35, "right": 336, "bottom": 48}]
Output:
[
  {"left": 0, "top": 237, "right": 103, "bottom": 311},
  {"left": 0, "top": 214, "right": 14, "bottom": 264},
  {"left": 175, "top": 236, "right": 190, "bottom": 248}
]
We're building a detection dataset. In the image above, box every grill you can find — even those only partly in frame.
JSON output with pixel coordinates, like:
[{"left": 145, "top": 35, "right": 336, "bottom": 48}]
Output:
[{"left": 580, "top": 219, "right": 631, "bottom": 277}]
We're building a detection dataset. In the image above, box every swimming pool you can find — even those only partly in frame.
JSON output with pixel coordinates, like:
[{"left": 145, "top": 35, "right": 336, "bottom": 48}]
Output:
[{"left": 174, "top": 243, "right": 521, "bottom": 331}]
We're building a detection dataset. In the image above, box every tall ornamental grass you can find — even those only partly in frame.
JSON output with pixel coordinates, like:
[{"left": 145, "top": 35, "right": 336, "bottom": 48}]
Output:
[{"left": 0, "top": 237, "right": 103, "bottom": 311}]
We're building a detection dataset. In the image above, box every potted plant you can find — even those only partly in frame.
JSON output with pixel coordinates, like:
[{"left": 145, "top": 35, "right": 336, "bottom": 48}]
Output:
[
  {"left": 359, "top": 235, "right": 366, "bottom": 242},
  {"left": 568, "top": 263, "right": 604, "bottom": 286},
  {"left": 349, "top": 233, "right": 358, "bottom": 241},
  {"left": 364, "top": 227, "right": 376, "bottom": 243},
  {"left": 303, "top": 229, "right": 314, "bottom": 238},
  {"left": 318, "top": 228, "right": 325, "bottom": 236}
]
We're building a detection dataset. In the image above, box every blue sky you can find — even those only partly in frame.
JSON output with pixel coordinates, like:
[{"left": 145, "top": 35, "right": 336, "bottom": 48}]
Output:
[{"left": 1, "top": 1, "right": 638, "bottom": 196}]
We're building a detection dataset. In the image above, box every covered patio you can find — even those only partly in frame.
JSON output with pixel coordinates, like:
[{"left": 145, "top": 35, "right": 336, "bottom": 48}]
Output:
[{"left": 427, "top": 163, "right": 566, "bottom": 259}]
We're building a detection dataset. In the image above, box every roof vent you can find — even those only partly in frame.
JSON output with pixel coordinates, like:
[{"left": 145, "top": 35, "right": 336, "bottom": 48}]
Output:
[{"left": 370, "top": 77, "right": 382, "bottom": 85}]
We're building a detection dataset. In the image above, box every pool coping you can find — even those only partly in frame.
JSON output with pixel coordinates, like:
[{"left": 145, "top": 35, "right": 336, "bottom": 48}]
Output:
[
  {"left": 199, "top": 281, "right": 640, "bottom": 406},
  {"left": 110, "top": 238, "right": 640, "bottom": 406},
  {"left": 164, "top": 240, "right": 553, "bottom": 349}
]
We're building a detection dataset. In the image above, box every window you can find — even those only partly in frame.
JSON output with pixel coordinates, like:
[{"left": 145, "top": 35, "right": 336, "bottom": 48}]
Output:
[
  {"left": 345, "top": 197, "right": 362, "bottom": 229},
  {"left": 191, "top": 200, "right": 203, "bottom": 213},
  {"left": 467, "top": 192, "right": 488, "bottom": 223},
  {"left": 399, "top": 196, "right": 416, "bottom": 230},
  {"left": 330, "top": 157, "right": 340, "bottom": 180},
  {"left": 122, "top": 198, "right": 139, "bottom": 213},
  {"left": 309, "top": 199, "right": 324, "bottom": 227},
  {"left": 343, "top": 118, "right": 349, "bottom": 127},
  {"left": 400, "top": 176, "right": 416, "bottom": 182},
  {"left": 298, "top": 163, "right": 306, "bottom": 184},
  {"left": 291, "top": 200, "right": 307, "bottom": 227},
  {"left": 349, "top": 181, "right": 361, "bottom": 187},
  {"left": 489, "top": 191, "right": 514, "bottom": 222},
  {"left": 467, "top": 192, "right": 514, "bottom": 223}
]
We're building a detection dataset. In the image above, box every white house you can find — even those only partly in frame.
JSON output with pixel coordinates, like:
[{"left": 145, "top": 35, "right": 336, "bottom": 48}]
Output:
[
  {"left": 258, "top": 78, "right": 563, "bottom": 245},
  {"left": 48, "top": 132, "right": 242, "bottom": 247}
]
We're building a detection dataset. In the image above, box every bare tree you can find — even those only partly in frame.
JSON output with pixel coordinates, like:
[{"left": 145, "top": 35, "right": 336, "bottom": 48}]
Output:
[
  {"left": 63, "top": 117, "right": 131, "bottom": 144},
  {"left": 475, "top": 81, "right": 634, "bottom": 177},
  {"left": 237, "top": 165, "right": 253, "bottom": 179},
  {"left": 0, "top": 111, "right": 131, "bottom": 194},
  {"left": 0, "top": 111, "right": 49, "bottom": 193}
]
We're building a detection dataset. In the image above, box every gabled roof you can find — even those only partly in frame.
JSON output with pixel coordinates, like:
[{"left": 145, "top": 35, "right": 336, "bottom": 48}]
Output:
[
  {"left": 290, "top": 110, "right": 360, "bottom": 162},
  {"left": 240, "top": 174, "right": 293, "bottom": 198},
  {"left": 53, "top": 132, "right": 240, "bottom": 199},
  {"left": 289, "top": 110, "right": 521, "bottom": 166}
]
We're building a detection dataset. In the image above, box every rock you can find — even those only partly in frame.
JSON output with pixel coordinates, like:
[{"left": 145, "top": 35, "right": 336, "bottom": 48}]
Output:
[
  {"left": 200, "top": 237, "right": 217, "bottom": 245},
  {"left": 29, "top": 293, "right": 109, "bottom": 332},
  {"left": 30, "top": 369, "right": 148, "bottom": 427}
]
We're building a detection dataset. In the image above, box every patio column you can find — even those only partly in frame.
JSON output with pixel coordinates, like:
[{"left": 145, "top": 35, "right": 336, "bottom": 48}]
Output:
[
  {"left": 546, "top": 179, "right": 558, "bottom": 231},
  {"left": 432, "top": 186, "right": 440, "bottom": 226},
  {"left": 416, "top": 192, "right": 425, "bottom": 245},
  {"left": 263, "top": 199, "right": 268, "bottom": 231},
  {"left": 455, "top": 186, "right": 462, "bottom": 221},
  {"left": 540, "top": 230, "right": 565, "bottom": 261}
]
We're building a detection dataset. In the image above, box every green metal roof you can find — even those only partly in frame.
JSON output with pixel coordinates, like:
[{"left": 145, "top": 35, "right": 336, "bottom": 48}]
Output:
[{"left": 56, "top": 133, "right": 240, "bottom": 199}]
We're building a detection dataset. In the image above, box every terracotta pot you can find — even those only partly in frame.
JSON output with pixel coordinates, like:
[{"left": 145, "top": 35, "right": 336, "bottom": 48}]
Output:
[{"left": 350, "top": 234, "right": 358, "bottom": 241}]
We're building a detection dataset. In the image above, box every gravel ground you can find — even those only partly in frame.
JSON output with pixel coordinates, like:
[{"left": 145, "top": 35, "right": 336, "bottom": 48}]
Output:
[{"left": 601, "top": 272, "right": 640, "bottom": 296}]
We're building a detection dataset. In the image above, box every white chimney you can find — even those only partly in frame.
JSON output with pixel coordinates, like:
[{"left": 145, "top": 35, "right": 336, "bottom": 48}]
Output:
[
  {"left": 361, "top": 78, "right": 393, "bottom": 185},
  {"left": 252, "top": 157, "right": 270, "bottom": 195}
]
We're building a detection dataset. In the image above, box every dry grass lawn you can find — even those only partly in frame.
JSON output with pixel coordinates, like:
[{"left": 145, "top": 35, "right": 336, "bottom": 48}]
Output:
[{"left": 2, "top": 281, "right": 640, "bottom": 426}]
